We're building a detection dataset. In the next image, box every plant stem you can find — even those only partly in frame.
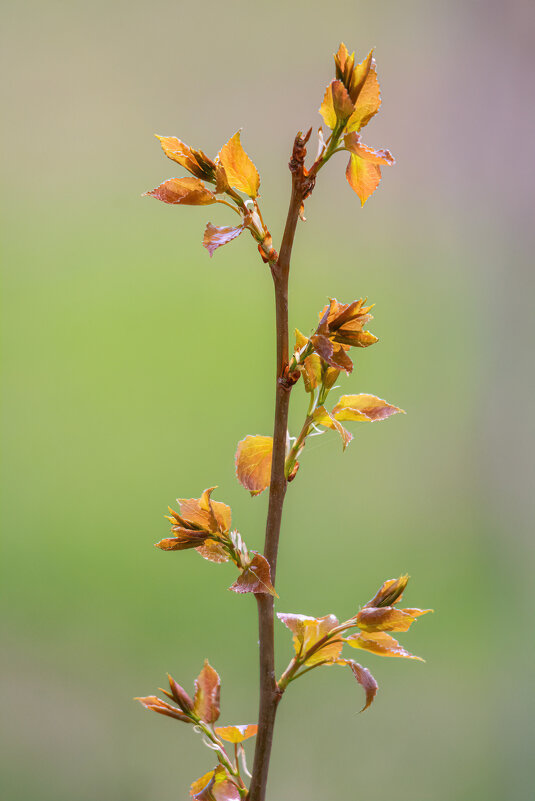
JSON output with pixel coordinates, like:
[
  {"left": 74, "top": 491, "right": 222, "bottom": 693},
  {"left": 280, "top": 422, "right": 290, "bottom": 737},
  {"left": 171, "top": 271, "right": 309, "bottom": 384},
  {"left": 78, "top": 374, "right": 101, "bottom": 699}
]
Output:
[{"left": 248, "top": 131, "right": 311, "bottom": 801}]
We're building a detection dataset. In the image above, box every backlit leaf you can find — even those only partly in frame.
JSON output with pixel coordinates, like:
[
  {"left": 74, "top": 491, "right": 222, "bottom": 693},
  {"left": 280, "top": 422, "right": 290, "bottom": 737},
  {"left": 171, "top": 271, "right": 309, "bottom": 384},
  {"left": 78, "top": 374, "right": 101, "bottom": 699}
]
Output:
[
  {"left": 229, "top": 552, "right": 277, "bottom": 596},
  {"left": 356, "top": 606, "right": 432, "bottom": 633},
  {"left": 203, "top": 222, "right": 245, "bottom": 257},
  {"left": 144, "top": 177, "right": 217, "bottom": 205},
  {"left": 345, "top": 631, "right": 423, "bottom": 660},
  {"left": 214, "top": 724, "right": 258, "bottom": 743},
  {"left": 338, "top": 659, "right": 378, "bottom": 711},
  {"left": 235, "top": 435, "right": 273, "bottom": 496},
  {"left": 195, "top": 539, "right": 230, "bottom": 563},
  {"left": 294, "top": 329, "right": 322, "bottom": 392},
  {"left": 156, "top": 135, "right": 216, "bottom": 181},
  {"left": 166, "top": 674, "right": 194, "bottom": 712},
  {"left": 218, "top": 131, "right": 260, "bottom": 198},
  {"left": 313, "top": 406, "right": 353, "bottom": 449},
  {"left": 178, "top": 489, "right": 231, "bottom": 534},
  {"left": 278, "top": 613, "right": 342, "bottom": 666},
  {"left": 155, "top": 528, "right": 210, "bottom": 551},
  {"left": 332, "top": 394, "right": 404, "bottom": 423},
  {"left": 347, "top": 49, "right": 374, "bottom": 104},
  {"left": 345, "top": 153, "right": 382, "bottom": 206},
  {"left": 317, "top": 298, "right": 377, "bottom": 348},
  {"left": 193, "top": 660, "right": 221, "bottom": 724},
  {"left": 345, "top": 60, "right": 381, "bottom": 132}
]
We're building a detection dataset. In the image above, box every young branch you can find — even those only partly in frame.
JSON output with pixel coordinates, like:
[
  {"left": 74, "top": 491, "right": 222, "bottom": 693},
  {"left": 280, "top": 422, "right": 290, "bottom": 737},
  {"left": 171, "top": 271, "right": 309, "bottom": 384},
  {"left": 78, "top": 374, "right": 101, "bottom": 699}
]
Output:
[{"left": 248, "top": 131, "right": 311, "bottom": 801}]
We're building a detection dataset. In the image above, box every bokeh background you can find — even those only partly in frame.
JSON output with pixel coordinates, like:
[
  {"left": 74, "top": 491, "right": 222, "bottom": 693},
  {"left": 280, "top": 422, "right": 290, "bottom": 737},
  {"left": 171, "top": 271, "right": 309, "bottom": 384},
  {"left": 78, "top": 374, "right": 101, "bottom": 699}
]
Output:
[{"left": 2, "top": 1, "right": 534, "bottom": 799}]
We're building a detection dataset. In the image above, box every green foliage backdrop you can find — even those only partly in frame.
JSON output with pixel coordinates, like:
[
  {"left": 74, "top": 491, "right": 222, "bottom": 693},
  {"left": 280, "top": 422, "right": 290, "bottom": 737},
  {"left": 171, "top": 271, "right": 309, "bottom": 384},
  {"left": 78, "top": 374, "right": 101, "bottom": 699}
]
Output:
[{"left": 1, "top": 1, "right": 534, "bottom": 800}]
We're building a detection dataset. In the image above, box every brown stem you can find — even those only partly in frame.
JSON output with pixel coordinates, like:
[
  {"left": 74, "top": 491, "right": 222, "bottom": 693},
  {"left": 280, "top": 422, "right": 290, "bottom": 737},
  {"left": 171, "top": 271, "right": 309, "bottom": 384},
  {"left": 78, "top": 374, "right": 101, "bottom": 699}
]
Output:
[{"left": 248, "top": 131, "right": 311, "bottom": 801}]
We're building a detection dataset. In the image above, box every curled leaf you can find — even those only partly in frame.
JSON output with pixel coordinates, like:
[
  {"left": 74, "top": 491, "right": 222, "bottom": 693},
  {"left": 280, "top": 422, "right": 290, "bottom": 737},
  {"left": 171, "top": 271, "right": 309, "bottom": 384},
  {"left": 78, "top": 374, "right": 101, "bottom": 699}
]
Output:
[
  {"left": 214, "top": 724, "right": 258, "bottom": 743},
  {"left": 193, "top": 660, "right": 221, "bottom": 724},
  {"left": 317, "top": 298, "right": 378, "bottom": 349},
  {"left": 190, "top": 772, "right": 215, "bottom": 797},
  {"left": 313, "top": 406, "right": 353, "bottom": 449},
  {"left": 235, "top": 435, "right": 273, "bottom": 496},
  {"left": 310, "top": 334, "right": 353, "bottom": 374},
  {"left": 166, "top": 674, "right": 194, "bottom": 712},
  {"left": 218, "top": 131, "right": 260, "bottom": 198},
  {"left": 229, "top": 551, "right": 277, "bottom": 597},
  {"left": 143, "top": 177, "right": 217, "bottom": 205},
  {"left": 345, "top": 631, "right": 423, "bottom": 661},
  {"left": 156, "top": 136, "right": 216, "bottom": 181},
  {"left": 319, "top": 80, "right": 354, "bottom": 130},
  {"left": 364, "top": 575, "right": 409, "bottom": 608},
  {"left": 193, "top": 766, "right": 240, "bottom": 801},
  {"left": 135, "top": 695, "right": 192, "bottom": 723},
  {"left": 338, "top": 659, "right": 378, "bottom": 711},
  {"left": 332, "top": 394, "right": 404, "bottom": 423},
  {"left": 344, "top": 132, "right": 395, "bottom": 165},
  {"left": 203, "top": 222, "right": 245, "bottom": 257}
]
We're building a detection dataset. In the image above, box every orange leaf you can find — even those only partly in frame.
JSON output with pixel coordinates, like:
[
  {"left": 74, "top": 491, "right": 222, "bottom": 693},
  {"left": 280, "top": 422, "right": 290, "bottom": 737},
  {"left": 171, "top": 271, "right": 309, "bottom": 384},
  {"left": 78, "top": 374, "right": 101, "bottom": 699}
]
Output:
[
  {"left": 203, "top": 222, "right": 245, "bottom": 257},
  {"left": 214, "top": 724, "right": 258, "bottom": 744},
  {"left": 155, "top": 528, "right": 210, "bottom": 551},
  {"left": 177, "top": 488, "right": 231, "bottom": 534},
  {"left": 344, "top": 132, "right": 395, "bottom": 165},
  {"left": 345, "top": 153, "right": 382, "bottom": 206},
  {"left": 156, "top": 135, "right": 216, "bottom": 181},
  {"left": 193, "top": 660, "right": 221, "bottom": 724},
  {"left": 345, "top": 631, "right": 423, "bottom": 660},
  {"left": 332, "top": 394, "right": 405, "bottom": 423},
  {"left": 192, "top": 766, "right": 240, "bottom": 801},
  {"left": 235, "top": 435, "right": 273, "bottom": 496},
  {"left": 364, "top": 575, "right": 409, "bottom": 608},
  {"left": 347, "top": 49, "right": 374, "bottom": 104},
  {"left": 278, "top": 613, "right": 342, "bottom": 666},
  {"left": 356, "top": 606, "right": 432, "bottom": 633},
  {"left": 143, "top": 177, "right": 217, "bottom": 205},
  {"left": 218, "top": 131, "right": 260, "bottom": 198},
  {"left": 345, "top": 60, "right": 381, "bottom": 132},
  {"left": 312, "top": 406, "right": 353, "bottom": 449},
  {"left": 338, "top": 659, "right": 378, "bottom": 711},
  {"left": 229, "top": 552, "right": 277, "bottom": 597},
  {"left": 190, "top": 772, "right": 214, "bottom": 797},
  {"left": 135, "top": 695, "right": 192, "bottom": 723},
  {"left": 319, "top": 80, "right": 354, "bottom": 130}
]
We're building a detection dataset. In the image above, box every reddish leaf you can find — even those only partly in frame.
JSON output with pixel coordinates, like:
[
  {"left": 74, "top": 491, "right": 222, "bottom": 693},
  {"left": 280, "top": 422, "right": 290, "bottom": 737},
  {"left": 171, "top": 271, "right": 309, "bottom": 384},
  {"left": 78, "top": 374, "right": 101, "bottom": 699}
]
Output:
[
  {"left": 135, "top": 695, "right": 192, "bottom": 723},
  {"left": 214, "top": 724, "right": 258, "bottom": 743},
  {"left": 193, "top": 766, "right": 240, "bottom": 801},
  {"left": 195, "top": 539, "right": 230, "bottom": 563},
  {"left": 364, "top": 575, "right": 409, "bottom": 608},
  {"left": 144, "top": 177, "right": 217, "bottom": 205},
  {"left": 332, "top": 394, "right": 404, "bottom": 423},
  {"left": 229, "top": 551, "right": 277, "bottom": 597},
  {"left": 155, "top": 528, "right": 210, "bottom": 551},
  {"left": 203, "top": 222, "right": 245, "bottom": 257},
  {"left": 166, "top": 674, "right": 194, "bottom": 712},
  {"left": 345, "top": 631, "right": 423, "bottom": 661},
  {"left": 193, "top": 660, "right": 221, "bottom": 724},
  {"left": 218, "top": 131, "right": 260, "bottom": 198},
  {"left": 310, "top": 334, "right": 353, "bottom": 374},
  {"left": 235, "top": 435, "right": 273, "bottom": 496},
  {"left": 317, "top": 298, "right": 378, "bottom": 349},
  {"left": 278, "top": 613, "right": 342, "bottom": 666},
  {"left": 356, "top": 606, "right": 432, "bottom": 633},
  {"left": 339, "top": 659, "right": 378, "bottom": 711},
  {"left": 294, "top": 329, "right": 322, "bottom": 392},
  {"left": 312, "top": 406, "right": 353, "bottom": 449},
  {"left": 177, "top": 488, "right": 232, "bottom": 534}
]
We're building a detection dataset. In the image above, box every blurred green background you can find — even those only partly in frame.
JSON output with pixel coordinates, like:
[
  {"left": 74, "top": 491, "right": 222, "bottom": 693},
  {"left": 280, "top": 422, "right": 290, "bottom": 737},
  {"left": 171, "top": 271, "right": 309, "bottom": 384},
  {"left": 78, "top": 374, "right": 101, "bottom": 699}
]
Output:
[{"left": 2, "top": 1, "right": 534, "bottom": 799}]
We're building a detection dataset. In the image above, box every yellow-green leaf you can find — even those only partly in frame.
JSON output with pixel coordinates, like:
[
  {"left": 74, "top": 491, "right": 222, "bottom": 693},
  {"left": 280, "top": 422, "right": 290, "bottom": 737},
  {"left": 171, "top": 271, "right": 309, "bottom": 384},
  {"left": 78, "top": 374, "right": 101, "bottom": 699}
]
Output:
[
  {"left": 277, "top": 613, "right": 342, "bottom": 666},
  {"left": 218, "top": 131, "right": 260, "bottom": 198},
  {"left": 313, "top": 406, "right": 353, "bottom": 449},
  {"left": 235, "top": 435, "right": 273, "bottom": 496},
  {"left": 332, "top": 394, "right": 405, "bottom": 422}
]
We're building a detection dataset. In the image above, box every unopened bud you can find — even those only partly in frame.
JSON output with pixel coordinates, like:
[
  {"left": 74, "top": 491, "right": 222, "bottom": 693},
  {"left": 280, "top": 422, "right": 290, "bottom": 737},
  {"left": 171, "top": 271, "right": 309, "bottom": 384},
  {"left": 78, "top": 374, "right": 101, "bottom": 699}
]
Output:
[{"left": 167, "top": 674, "right": 193, "bottom": 713}]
